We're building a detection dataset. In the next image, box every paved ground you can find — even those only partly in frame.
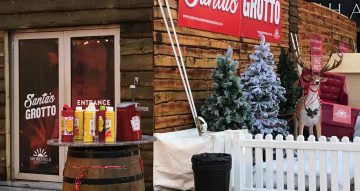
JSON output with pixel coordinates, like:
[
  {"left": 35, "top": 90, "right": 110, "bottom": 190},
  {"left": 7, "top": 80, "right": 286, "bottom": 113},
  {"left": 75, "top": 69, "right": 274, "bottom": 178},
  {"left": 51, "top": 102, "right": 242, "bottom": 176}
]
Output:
[{"left": 0, "top": 181, "right": 61, "bottom": 191}]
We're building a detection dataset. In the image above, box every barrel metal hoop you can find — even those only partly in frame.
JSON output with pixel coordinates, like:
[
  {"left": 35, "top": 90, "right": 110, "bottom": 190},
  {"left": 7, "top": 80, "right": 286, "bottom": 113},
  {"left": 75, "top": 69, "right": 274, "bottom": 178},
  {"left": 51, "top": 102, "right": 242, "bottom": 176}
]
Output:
[
  {"left": 68, "top": 147, "right": 139, "bottom": 158},
  {"left": 63, "top": 173, "right": 144, "bottom": 185}
]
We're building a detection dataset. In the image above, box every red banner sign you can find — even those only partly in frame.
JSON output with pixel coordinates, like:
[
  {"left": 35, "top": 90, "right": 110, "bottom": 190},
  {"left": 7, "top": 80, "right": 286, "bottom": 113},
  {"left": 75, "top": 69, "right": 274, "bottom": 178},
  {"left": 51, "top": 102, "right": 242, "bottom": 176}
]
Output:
[
  {"left": 178, "top": 0, "right": 282, "bottom": 43},
  {"left": 339, "top": 42, "right": 350, "bottom": 53},
  {"left": 310, "top": 34, "right": 323, "bottom": 73},
  {"left": 333, "top": 104, "right": 351, "bottom": 124}
]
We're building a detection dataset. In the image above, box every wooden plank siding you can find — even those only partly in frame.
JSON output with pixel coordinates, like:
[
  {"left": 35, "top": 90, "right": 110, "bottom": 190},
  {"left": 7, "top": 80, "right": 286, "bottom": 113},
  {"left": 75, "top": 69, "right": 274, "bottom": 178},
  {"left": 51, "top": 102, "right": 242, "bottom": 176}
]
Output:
[
  {"left": 0, "top": 0, "right": 153, "bottom": 29},
  {"left": 0, "top": 31, "right": 5, "bottom": 181},
  {"left": 118, "top": 8, "right": 154, "bottom": 191},
  {"left": 297, "top": 0, "right": 356, "bottom": 67},
  {"left": 153, "top": 0, "right": 290, "bottom": 132}
]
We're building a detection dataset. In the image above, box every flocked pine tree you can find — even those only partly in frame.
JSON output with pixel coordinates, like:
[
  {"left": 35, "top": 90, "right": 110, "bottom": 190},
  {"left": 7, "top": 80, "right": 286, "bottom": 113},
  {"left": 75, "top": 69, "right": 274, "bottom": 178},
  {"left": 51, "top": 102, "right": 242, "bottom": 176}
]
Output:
[
  {"left": 240, "top": 33, "right": 289, "bottom": 137},
  {"left": 201, "top": 47, "right": 253, "bottom": 132}
]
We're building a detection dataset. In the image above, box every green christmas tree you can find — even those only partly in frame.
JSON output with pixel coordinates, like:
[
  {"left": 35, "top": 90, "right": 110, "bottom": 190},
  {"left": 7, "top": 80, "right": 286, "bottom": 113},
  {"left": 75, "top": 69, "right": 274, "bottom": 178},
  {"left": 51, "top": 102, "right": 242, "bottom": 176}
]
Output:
[
  {"left": 201, "top": 47, "right": 253, "bottom": 132},
  {"left": 278, "top": 48, "right": 302, "bottom": 117}
]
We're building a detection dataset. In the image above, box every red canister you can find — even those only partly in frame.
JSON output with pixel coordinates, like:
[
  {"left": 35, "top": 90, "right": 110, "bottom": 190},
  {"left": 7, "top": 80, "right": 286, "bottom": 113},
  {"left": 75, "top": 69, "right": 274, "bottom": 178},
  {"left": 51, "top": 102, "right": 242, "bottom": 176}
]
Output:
[
  {"left": 61, "top": 105, "right": 74, "bottom": 142},
  {"left": 116, "top": 102, "right": 141, "bottom": 141}
]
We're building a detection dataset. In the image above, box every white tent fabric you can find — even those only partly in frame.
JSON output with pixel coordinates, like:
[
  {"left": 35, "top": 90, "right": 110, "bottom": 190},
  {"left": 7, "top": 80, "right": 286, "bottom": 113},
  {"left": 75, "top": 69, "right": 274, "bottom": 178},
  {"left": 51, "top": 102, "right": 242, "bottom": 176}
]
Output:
[{"left": 153, "top": 128, "right": 228, "bottom": 190}]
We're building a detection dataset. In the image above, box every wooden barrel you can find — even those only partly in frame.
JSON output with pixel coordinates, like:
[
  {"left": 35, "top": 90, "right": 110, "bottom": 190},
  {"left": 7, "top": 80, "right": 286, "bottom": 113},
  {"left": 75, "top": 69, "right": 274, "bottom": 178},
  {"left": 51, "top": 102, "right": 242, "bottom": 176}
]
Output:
[{"left": 62, "top": 146, "right": 144, "bottom": 191}]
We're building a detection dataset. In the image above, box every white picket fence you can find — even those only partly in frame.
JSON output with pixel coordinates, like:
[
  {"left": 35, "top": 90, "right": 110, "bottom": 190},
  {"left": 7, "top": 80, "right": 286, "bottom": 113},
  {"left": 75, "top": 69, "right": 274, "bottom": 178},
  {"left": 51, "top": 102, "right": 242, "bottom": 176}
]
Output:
[{"left": 224, "top": 131, "right": 360, "bottom": 191}]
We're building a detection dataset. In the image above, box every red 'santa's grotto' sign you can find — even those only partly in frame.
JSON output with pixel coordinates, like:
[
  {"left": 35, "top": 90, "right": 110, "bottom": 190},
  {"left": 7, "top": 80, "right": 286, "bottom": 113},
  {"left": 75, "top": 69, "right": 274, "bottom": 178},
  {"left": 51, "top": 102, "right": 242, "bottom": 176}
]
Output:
[{"left": 178, "top": 0, "right": 282, "bottom": 43}]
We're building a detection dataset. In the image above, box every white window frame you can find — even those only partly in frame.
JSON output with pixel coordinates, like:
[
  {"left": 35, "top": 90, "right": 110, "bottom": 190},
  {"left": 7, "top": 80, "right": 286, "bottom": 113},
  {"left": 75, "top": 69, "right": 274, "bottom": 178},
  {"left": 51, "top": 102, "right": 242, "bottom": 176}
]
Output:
[
  {"left": 13, "top": 31, "right": 65, "bottom": 181},
  {"left": 12, "top": 26, "right": 120, "bottom": 182},
  {"left": 63, "top": 28, "right": 121, "bottom": 107}
]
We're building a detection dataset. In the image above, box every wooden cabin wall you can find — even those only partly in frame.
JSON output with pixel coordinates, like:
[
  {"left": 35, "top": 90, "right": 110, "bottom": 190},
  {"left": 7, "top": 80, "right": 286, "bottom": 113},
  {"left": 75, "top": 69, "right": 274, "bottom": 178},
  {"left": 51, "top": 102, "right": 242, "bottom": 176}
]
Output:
[
  {"left": 152, "top": 0, "right": 357, "bottom": 134},
  {"left": 152, "top": 0, "right": 290, "bottom": 133},
  {"left": 0, "top": 31, "right": 5, "bottom": 180},
  {"left": 120, "top": 21, "right": 155, "bottom": 191},
  {"left": 297, "top": 0, "right": 356, "bottom": 66},
  {"left": 0, "top": 0, "right": 154, "bottom": 189}
]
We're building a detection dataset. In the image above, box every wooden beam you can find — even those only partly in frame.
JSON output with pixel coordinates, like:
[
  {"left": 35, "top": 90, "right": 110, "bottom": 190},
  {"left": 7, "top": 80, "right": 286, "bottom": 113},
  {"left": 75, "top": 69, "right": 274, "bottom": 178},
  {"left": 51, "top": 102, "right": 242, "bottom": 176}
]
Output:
[
  {"left": 154, "top": 101, "right": 191, "bottom": 117},
  {"left": 154, "top": 31, "right": 240, "bottom": 50},
  {"left": 154, "top": 91, "right": 211, "bottom": 104},
  {"left": 121, "top": 71, "right": 154, "bottom": 87},
  {"left": 154, "top": 124, "right": 193, "bottom": 133},
  {"left": 154, "top": 79, "right": 212, "bottom": 91},
  {"left": 120, "top": 86, "right": 153, "bottom": 100},
  {"left": 154, "top": 67, "right": 212, "bottom": 80},
  {"left": 121, "top": 53, "right": 153, "bottom": 71},
  {"left": 0, "top": 0, "right": 153, "bottom": 14},
  {"left": 0, "top": 8, "right": 152, "bottom": 30},
  {"left": 120, "top": 22, "right": 153, "bottom": 38},
  {"left": 141, "top": 117, "right": 154, "bottom": 135},
  {"left": 121, "top": 38, "right": 153, "bottom": 56},
  {"left": 155, "top": 114, "right": 193, "bottom": 129}
]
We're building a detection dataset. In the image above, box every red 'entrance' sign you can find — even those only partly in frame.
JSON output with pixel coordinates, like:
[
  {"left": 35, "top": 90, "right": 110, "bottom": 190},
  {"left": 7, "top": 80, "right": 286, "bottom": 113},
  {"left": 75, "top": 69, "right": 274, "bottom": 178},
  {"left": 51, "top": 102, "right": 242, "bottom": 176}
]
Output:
[{"left": 178, "top": 0, "right": 282, "bottom": 43}]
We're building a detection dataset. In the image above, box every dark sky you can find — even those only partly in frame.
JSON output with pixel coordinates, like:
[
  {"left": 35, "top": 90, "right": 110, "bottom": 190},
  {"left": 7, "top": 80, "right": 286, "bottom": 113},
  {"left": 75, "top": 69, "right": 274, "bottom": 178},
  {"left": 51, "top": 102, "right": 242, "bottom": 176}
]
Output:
[{"left": 307, "top": 0, "right": 360, "bottom": 26}]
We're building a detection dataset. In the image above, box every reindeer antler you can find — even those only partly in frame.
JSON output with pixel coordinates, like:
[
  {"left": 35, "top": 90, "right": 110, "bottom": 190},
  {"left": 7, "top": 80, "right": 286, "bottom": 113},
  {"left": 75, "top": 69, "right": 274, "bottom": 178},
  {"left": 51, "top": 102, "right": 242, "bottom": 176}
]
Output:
[
  {"left": 295, "top": 54, "right": 312, "bottom": 73},
  {"left": 320, "top": 53, "right": 343, "bottom": 73},
  {"left": 290, "top": 33, "right": 312, "bottom": 73}
]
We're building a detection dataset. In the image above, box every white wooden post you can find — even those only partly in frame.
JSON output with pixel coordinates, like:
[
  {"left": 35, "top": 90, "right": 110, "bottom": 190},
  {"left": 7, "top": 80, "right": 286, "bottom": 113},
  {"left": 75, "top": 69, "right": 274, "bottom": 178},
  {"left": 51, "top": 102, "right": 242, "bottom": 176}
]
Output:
[
  {"left": 255, "top": 134, "right": 263, "bottom": 189},
  {"left": 354, "top": 137, "right": 360, "bottom": 191},
  {"left": 286, "top": 135, "right": 295, "bottom": 191},
  {"left": 308, "top": 136, "right": 316, "bottom": 191},
  {"left": 233, "top": 131, "right": 241, "bottom": 191},
  {"left": 297, "top": 135, "right": 305, "bottom": 191},
  {"left": 245, "top": 134, "right": 253, "bottom": 189},
  {"left": 276, "top": 135, "right": 284, "bottom": 190},
  {"left": 330, "top": 136, "right": 339, "bottom": 191},
  {"left": 265, "top": 134, "right": 273, "bottom": 190},
  {"left": 341, "top": 137, "right": 350, "bottom": 191},
  {"left": 225, "top": 131, "right": 233, "bottom": 190},
  {"left": 318, "top": 136, "right": 327, "bottom": 191}
]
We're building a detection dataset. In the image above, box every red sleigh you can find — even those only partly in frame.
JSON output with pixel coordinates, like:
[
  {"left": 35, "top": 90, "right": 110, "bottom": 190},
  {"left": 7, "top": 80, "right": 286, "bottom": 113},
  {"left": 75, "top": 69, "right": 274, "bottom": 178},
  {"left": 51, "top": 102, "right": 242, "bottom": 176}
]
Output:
[{"left": 300, "top": 71, "right": 360, "bottom": 139}]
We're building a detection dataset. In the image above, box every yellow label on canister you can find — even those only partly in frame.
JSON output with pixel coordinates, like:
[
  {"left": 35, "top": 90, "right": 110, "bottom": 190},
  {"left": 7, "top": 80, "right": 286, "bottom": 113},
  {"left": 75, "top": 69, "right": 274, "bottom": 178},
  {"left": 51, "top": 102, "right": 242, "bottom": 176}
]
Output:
[
  {"left": 65, "top": 117, "right": 73, "bottom": 134},
  {"left": 74, "top": 110, "right": 84, "bottom": 140},
  {"left": 84, "top": 110, "right": 94, "bottom": 143},
  {"left": 98, "top": 116, "right": 104, "bottom": 132},
  {"left": 61, "top": 116, "right": 73, "bottom": 135}
]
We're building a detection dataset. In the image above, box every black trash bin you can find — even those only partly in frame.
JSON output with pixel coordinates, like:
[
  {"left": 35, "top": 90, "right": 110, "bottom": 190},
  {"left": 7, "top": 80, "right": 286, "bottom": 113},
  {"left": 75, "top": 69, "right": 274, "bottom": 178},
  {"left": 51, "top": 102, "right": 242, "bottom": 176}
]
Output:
[{"left": 191, "top": 153, "right": 232, "bottom": 191}]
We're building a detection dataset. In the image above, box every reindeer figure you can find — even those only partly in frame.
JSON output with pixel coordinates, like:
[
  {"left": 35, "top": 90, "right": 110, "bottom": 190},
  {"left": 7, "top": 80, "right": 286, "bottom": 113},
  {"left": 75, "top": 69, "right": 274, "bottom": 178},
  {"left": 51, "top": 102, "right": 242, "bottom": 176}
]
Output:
[{"left": 293, "top": 51, "right": 343, "bottom": 139}]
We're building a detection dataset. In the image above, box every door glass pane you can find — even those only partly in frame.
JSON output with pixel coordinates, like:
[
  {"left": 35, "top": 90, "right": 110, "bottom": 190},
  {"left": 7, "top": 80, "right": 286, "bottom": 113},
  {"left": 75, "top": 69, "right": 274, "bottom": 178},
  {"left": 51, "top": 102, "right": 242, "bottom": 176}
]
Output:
[
  {"left": 18, "top": 39, "right": 59, "bottom": 175},
  {"left": 71, "top": 36, "right": 115, "bottom": 108}
]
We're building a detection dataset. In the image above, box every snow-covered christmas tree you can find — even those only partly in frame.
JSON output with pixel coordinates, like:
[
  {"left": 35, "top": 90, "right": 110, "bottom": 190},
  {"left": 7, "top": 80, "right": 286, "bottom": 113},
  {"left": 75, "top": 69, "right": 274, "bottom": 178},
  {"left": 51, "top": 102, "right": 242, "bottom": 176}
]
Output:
[
  {"left": 201, "top": 47, "right": 253, "bottom": 132},
  {"left": 240, "top": 33, "right": 289, "bottom": 137}
]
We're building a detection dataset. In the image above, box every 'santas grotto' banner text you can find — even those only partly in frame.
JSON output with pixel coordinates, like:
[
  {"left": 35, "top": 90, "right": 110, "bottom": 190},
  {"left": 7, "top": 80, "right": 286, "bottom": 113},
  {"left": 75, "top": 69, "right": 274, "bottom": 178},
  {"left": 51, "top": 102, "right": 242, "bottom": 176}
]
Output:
[{"left": 178, "top": 0, "right": 282, "bottom": 43}]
